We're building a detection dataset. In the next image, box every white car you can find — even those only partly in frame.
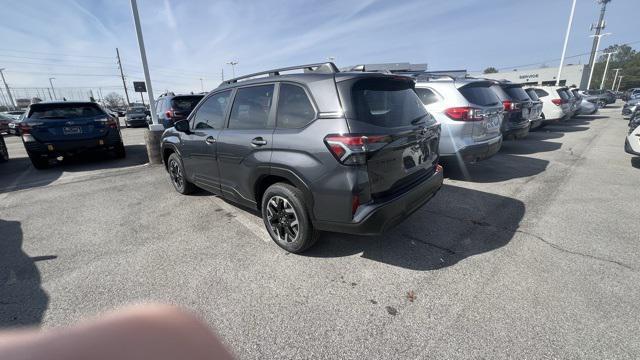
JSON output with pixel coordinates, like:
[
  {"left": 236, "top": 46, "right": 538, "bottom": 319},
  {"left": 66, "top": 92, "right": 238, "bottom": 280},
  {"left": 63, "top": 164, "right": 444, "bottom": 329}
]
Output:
[
  {"left": 530, "top": 86, "right": 570, "bottom": 123},
  {"left": 625, "top": 123, "right": 640, "bottom": 156}
]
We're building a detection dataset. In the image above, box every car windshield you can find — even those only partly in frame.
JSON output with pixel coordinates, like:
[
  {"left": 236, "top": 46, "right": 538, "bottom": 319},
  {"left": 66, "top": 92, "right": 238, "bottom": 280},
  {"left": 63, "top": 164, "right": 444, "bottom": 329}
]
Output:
[
  {"left": 557, "top": 89, "right": 570, "bottom": 100},
  {"left": 171, "top": 96, "right": 204, "bottom": 111},
  {"left": 127, "top": 108, "right": 145, "bottom": 114},
  {"left": 459, "top": 84, "right": 501, "bottom": 106},
  {"left": 525, "top": 89, "right": 540, "bottom": 101},
  {"left": 28, "top": 103, "right": 105, "bottom": 119}
]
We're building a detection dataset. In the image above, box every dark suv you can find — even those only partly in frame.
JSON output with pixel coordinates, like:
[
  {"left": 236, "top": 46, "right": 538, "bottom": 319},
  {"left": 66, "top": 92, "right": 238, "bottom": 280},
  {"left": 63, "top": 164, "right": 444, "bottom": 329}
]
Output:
[
  {"left": 489, "top": 80, "right": 532, "bottom": 139},
  {"left": 161, "top": 63, "right": 443, "bottom": 253},
  {"left": 20, "top": 101, "right": 125, "bottom": 169},
  {"left": 154, "top": 93, "right": 204, "bottom": 129}
]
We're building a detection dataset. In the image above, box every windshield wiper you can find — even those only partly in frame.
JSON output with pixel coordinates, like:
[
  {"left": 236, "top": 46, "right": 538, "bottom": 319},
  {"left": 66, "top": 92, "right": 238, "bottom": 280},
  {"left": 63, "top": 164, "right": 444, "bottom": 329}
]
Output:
[{"left": 410, "top": 114, "right": 429, "bottom": 125}]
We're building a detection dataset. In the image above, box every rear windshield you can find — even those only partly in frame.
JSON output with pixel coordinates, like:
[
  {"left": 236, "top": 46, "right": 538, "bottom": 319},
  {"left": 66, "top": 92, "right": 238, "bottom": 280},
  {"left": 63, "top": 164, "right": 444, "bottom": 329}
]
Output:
[
  {"left": 504, "top": 86, "right": 531, "bottom": 101},
  {"left": 557, "top": 89, "right": 570, "bottom": 100},
  {"left": 28, "top": 103, "right": 105, "bottom": 119},
  {"left": 127, "top": 107, "right": 146, "bottom": 114},
  {"left": 459, "top": 85, "right": 501, "bottom": 106},
  {"left": 525, "top": 89, "right": 539, "bottom": 101},
  {"left": 171, "top": 95, "right": 204, "bottom": 111},
  {"left": 338, "top": 77, "right": 432, "bottom": 129}
]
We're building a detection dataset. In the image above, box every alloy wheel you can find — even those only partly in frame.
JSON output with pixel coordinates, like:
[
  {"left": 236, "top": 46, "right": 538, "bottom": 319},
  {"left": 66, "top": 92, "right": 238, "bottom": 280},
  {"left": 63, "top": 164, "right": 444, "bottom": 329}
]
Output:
[
  {"left": 266, "top": 195, "right": 300, "bottom": 244},
  {"left": 169, "top": 159, "right": 184, "bottom": 190}
]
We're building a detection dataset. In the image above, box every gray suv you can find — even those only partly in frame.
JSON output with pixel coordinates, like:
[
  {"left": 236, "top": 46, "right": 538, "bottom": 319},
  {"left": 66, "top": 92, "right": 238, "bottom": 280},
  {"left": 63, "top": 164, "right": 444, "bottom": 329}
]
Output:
[{"left": 160, "top": 63, "right": 443, "bottom": 253}]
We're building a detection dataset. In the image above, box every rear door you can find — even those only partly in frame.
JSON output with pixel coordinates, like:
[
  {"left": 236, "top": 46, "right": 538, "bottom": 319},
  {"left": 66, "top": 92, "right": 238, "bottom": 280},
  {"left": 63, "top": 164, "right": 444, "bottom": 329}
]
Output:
[
  {"left": 217, "top": 84, "right": 275, "bottom": 206},
  {"left": 457, "top": 81, "right": 503, "bottom": 141},
  {"left": 170, "top": 95, "right": 204, "bottom": 122},
  {"left": 337, "top": 76, "right": 439, "bottom": 198},
  {"left": 26, "top": 102, "right": 111, "bottom": 142}
]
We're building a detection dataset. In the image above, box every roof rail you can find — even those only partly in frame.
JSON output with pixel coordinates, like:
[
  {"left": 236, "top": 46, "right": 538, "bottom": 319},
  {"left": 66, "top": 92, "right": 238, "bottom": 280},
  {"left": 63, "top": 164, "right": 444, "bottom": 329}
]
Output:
[{"left": 222, "top": 62, "right": 339, "bottom": 85}]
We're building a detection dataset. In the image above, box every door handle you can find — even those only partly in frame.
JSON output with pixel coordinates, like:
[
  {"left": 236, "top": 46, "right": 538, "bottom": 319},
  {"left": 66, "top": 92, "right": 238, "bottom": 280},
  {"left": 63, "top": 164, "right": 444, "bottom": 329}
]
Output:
[
  {"left": 251, "top": 137, "right": 267, "bottom": 146},
  {"left": 205, "top": 136, "right": 216, "bottom": 144}
]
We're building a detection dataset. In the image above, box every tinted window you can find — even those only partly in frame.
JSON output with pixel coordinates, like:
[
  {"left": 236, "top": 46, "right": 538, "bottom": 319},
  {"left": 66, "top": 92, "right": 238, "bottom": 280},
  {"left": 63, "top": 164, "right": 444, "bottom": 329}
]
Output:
[
  {"left": 338, "top": 78, "right": 430, "bottom": 129},
  {"left": 29, "top": 103, "right": 105, "bottom": 119},
  {"left": 414, "top": 88, "right": 439, "bottom": 106},
  {"left": 534, "top": 89, "right": 549, "bottom": 98},
  {"left": 557, "top": 89, "right": 570, "bottom": 100},
  {"left": 171, "top": 95, "right": 204, "bottom": 112},
  {"left": 192, "top": 90, "right": 231, "bottom": 129},
  {"left": 127, "top": 107, "right": 145, "bottom": 114},
  {"left": 490, "top": 85, "right": 509, "bottom": 101},
  {"left": 504, "top": 86, "right": 531, "bottom": 101},
  {"left": 525, "top": 89, "right": 539, "bottom": 101},
  {"left": 229, "top": 85, "right": 274, "bottom": 129},
  {"left": 459, "top": 86, "right": 501, "bottom": 106},
  {"left": 276, "top": 84, "right": 315, "bottom": 128}
]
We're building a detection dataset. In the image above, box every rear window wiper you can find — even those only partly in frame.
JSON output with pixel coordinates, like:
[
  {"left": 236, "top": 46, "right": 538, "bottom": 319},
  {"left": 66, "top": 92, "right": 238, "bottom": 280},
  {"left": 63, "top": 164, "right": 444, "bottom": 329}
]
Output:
[{"left": 410, "top": 114, "right": 429, "bottom": 125}]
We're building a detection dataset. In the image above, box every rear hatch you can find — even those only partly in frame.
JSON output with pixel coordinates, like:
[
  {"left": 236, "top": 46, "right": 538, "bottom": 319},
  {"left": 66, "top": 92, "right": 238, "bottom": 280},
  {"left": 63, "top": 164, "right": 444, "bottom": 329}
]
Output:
[
  {"left": 503, "top": 84, "right": 533, "bottom": 121},
  {"left": 457, "top": 81, "right": 503, "bottom": 141},
  {"left": 557, "top": 89, "right": 572, "bottom": 113},
  {"left": 126, "top": 107, "right": 147, "bottom": 120},
  {"left": 337, "top": 76, "right": 440, "bottom": 198},
  {"left": 525, "top": 88, "right": 542, "bottom": 120},
  {"left": 25, "top": 102, "right": 111, "bottom": 142},
  {"left": 170, "top": 95, "right": 204, "bottom": 120}
]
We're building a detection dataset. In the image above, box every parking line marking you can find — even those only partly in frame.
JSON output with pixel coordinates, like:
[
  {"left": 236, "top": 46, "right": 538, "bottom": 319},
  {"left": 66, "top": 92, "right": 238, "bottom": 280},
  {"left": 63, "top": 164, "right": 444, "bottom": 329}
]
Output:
[{"left": 208, "top": 197, "right": 271, "bottom": 243}]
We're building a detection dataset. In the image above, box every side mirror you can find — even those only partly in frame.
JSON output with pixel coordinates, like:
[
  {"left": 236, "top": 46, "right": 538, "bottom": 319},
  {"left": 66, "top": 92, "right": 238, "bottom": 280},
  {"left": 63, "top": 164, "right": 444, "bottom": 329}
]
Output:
[{"left": 174, "top": 119, "right": 190, "bottom": 133}]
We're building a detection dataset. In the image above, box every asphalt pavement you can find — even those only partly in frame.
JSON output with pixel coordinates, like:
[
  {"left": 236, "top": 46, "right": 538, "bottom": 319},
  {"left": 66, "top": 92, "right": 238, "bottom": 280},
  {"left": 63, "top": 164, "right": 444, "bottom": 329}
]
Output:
[{"left": 1, "top": 106, "right": 639, "bottom": 359}]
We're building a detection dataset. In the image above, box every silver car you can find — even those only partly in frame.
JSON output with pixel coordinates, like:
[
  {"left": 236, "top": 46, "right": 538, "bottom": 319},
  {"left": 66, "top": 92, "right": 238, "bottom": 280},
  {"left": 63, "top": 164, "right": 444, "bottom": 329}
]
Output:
[{"left": 414, "top": 77, "right": 503, "bottom": 163}]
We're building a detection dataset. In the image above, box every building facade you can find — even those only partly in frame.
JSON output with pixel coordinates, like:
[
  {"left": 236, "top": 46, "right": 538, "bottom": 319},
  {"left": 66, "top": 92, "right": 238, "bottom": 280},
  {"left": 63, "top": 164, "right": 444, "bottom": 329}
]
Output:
[{"left": 479, "top": 64, "right": 589, "bottom": 89}]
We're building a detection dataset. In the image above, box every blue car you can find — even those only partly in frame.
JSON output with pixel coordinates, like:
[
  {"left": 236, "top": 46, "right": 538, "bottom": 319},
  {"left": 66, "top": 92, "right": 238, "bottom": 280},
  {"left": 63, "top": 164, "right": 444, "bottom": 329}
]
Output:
[{"left": 20, "top": 101, "right": 125, "bottom": 169}]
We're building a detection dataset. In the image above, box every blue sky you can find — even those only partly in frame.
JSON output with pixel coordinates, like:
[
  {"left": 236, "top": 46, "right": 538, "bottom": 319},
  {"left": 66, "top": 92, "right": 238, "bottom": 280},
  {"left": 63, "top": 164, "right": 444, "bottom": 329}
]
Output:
[{"left": 0, "top": 0, "right": 638, "bottom": 96}]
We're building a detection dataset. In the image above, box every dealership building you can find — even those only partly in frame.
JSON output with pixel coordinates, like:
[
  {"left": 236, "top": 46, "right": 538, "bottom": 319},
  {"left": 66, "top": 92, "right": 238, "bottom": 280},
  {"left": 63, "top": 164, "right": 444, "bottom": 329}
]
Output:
[{"left": 479, "top": 64, "right": 590, "bottom": 89}]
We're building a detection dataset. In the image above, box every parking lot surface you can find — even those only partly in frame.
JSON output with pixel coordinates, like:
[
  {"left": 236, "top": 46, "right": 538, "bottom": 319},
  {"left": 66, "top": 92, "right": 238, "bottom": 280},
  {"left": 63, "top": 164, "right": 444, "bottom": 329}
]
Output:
[{"left": 1, "top": 106, "right": 639, "bottom": 359}]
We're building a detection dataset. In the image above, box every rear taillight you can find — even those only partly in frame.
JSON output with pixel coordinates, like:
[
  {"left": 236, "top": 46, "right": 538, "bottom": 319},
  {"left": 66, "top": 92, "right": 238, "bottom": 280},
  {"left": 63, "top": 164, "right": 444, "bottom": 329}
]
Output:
[
  {"left": 324, "top": 134, "right": 389, "bottom": 165},
  {"left": 165, "top": 108, "right": 174, "bottom": 118},
  {"left": 444, "top": 107, "right": 483, "bottom": 121},
  {"left": 20, "top": 121, "right": 43, "bottom": 135},
  {"left": 502, "top": 100, "right": 518, "bottom": 112},
  {"left": 351, "top": 194, "right": 360, "bottom": 215},
  {"left": 95, "top": 117, "right": 118, "bottom": 129},
  {"left": 551, "top": 98, "right": 563, "bottom": 106}
]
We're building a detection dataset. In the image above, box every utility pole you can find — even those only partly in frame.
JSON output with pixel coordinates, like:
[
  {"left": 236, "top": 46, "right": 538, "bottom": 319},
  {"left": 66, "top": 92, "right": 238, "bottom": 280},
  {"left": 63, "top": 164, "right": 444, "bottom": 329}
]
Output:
[
  {"left": 130, "top": 0, "right": 158, "bottom": 126},
  {"left": 610, "top": 68, "right": 621, "bottom": 90},
  {"left": 116, "top": 48, "right": 131, "bottom": 107},
  {"left": 599, "top": 51, "right": 616, "bottom": 89},
  {"left": 49, "top": 77, "right": 57, "bottom": 100},
  {"left": 199, "top": 78, "right": 204, "bottom": 92},
  {"left": 221, "top": 67, "right": 224, "bottom": 81},
  {"left": 587, "top": 0, "right": 612, "bottom": 69},
  {"left": 556, "top": 0, "right": 577, "bottom": 86},
  {"left": 0, "top": 68, "right": 15, "bottom": 109},
  {"left": 587, "top": 33, "right": 611, "bottom": 90},
  {"left": 226, "top": 61, "right": 238, "bottom": 78},
  {"left": 47, "top": 88, "right": 52, "bottom": 100},
  {"left": 615, "top": 75, "right": 624, "bottom": 91}
]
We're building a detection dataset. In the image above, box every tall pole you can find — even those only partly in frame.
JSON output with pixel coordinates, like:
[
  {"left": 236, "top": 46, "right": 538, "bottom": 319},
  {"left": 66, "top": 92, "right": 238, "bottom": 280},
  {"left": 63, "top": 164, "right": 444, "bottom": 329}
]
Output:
[
  {"left": 116, "top": 48, "right": 131, "bottom": 107},
  {"left": 587, "top": 33, "right": 610, "bottom": 90},
  {"left": 615, "top": 76, "right": 624, "bottom": 91},
  {"left": 610, "top": 68, "right": 621, "bottom": 90},
  {"left": 226, "top": 61, "right": 238, "bottom": 78},
  {"left": 199, "top": 78, "right": 204, "bottom": 92},
  {"left": 556, "top": 0, "right": 577, "bottom": 86},
  {"left": 0, "top": 68, "right": 15, "bottom": 109},
  {"left": 47, "top": 88, "right": 53, "bottom": 100},
  {"left": 587, "top": 0, "right": 611, "bottom": 69},
  {"left": 49, "top": 77, "right": 57, "bottom": 100},
  {"left": 130, "top": 0, "right": 158, "bottom": 126},
  {"left": 599, "top": 52, "right": 615, "bottom": 89}
]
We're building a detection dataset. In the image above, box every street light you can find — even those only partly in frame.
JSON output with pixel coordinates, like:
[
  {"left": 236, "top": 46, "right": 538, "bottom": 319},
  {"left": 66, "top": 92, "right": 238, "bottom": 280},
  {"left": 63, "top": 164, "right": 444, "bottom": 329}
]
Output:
[
  {"left": 599, "top": 51, "right": 617, "bottom": 89},
  {"left": 49, "top": 77, "right": 57, "bottom": 100},
  {"left": 226, "top": 61, "right": 238, "bottom": 78},
  {"left": 556, "top": 0, "right": 577, "bottom": 86},
  {"left": 610, "top": 68, "right": 622, "bottom": 90},
  {"left": 615, "top": 75, "right": 624, "bottom": 92},
  {"left": 199, "top": 77, "right": 204, "bottom": 92},
  {"left": 587, "top": 32, "right": 611, "bottom": 90},
  {"left": 0, "top": 68, "right": 16, "bottom": 109}
]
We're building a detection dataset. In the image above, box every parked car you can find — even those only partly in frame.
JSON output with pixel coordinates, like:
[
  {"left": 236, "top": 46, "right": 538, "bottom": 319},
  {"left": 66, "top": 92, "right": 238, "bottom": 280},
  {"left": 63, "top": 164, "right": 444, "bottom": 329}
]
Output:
[
  {"left": 488, "top": 80, "right": 531, "bottom": 139},
  {"left": 523, "top": 88, "right": 543, "bottom": 129},
  {"left": 20, "top": 101, "right": 125, "bottom": 169},
  {"left": 161, "top": 63, "right": 443, "bottom": 253},
  {"left": 124, "top": 106, "right": 149, "bottom": 127},
  {"left": 561, "top": 88, "right": 579, "bottom": 118},
  {"left": 413, "top": 76, "right": 502, "bottom": 163},
  {"left": 0, "top": 113, "right": 12, "bottom": 134},
  {"left": 625, "top": 120, "right": 640, "bottom": 156},
  {"left": 4, "top": 110, "right": 25, "bottom": 120},
  {"left": 531, "top": 86, "right": 571, "bottom": 123},
  {"left": 622, "top": 98, "right": 640, "bottom": 119},
  {"left": 582, "top": 89, "right": 613, "bottom": 107},
  {"left": 7, "top": 112, "right": 25, "bottom": 135},
  {"left": 571, "top": 88, "right": 598, "bottom": 115},
  {"left": 0, "top": 114, "right": 9, "bottom": 163},
  {"left": 154, "top": 93, "right": 204, "bottom": 128}
]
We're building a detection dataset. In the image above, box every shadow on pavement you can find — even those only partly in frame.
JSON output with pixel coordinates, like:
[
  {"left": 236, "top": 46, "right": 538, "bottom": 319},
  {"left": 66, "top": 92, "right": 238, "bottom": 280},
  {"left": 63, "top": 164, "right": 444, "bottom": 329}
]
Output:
[
  {"left": 0, "top": 145, "right": 148, "bottom": 193},
  {"left": 444, "top": 153, "right": 549, "bottom": 183},
  {"left": 631, "top": 157, "right": 640, "bottom": 169},
  {"left": 0, "top": 219, "right": 50, "bottom": 328},
  {"left": 305, "top": 185, "right": 524, "bottom": 271}
]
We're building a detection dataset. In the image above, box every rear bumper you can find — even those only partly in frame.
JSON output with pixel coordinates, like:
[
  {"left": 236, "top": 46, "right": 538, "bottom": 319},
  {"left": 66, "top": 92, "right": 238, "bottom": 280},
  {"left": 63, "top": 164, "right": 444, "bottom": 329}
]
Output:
[
  {"left": 23, "top": 131, "right": 122, "bottom": 155},
  {"left": 529, "top": 118, "right": 544, "bottom": 129},
  {"left": 625, "top": 138, "right": 640, "bottom": 156},
  {"left": 503, "top": 123, "right": 530, "bottom": 139},
  {"left": 126, "top": 118, "right": 149, "bottom": 126},
  {"left": 443, "top": 136, "right": 502, "bottom": 163},
  {"left": 313, "top": 167, "right": 443, "bottom": 235}
]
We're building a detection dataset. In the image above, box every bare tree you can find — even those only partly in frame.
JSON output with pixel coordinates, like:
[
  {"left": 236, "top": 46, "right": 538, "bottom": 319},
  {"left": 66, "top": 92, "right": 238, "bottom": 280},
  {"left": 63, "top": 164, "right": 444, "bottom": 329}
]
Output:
[{"left": 103, "top": 92, "right": 125, "bottom": 109}]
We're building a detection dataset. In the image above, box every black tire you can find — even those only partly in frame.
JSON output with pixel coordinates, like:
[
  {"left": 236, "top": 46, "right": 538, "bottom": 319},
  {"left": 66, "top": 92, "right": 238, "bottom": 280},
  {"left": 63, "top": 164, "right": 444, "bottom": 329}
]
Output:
[
  {"left": 0, "top": 137, "right": 8, "bottom": 163},
  {"left": 261, "top": 183, "right": 319, "bottom": 253},
  {"left": 125, "top": 122, "right": 130, "bottom": 128},
  {"left": 27, "top": 151, "right": 49, "bottom": 169},
  {"left": 167, "top": 153, "right": 195, "bottom": 195},
  {"left": 114, "top": 142, "right": 126, "bottom": 158}
]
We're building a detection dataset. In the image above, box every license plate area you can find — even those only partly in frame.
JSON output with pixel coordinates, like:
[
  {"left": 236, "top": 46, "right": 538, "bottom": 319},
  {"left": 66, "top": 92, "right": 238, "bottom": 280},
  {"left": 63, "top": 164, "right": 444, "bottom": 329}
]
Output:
[{"left": 63, "top": 126, "right": 82, "bottom": 135}]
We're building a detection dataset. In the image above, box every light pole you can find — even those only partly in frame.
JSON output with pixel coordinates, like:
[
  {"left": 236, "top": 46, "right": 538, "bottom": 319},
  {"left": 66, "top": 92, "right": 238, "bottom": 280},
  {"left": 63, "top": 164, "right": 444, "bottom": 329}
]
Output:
[
  {"left": 556, "top": 0, "right": 577, "bottom": 86},
  {"left": 615, "top": 75, "right": 624, "bottom": 92},
  {"left": 49, "top": 77, "right": 57, "bottom": 100},
  {"left": 599, "top": 51, "right": 616, "bottom": 89},
  {"left": 587, "top": 32, "right": 611, "bottom": 90},
  {"left": 226, "top": 61, "right": 238, "bottom": 78},
  {"left": 199, "top": 78, "right": 204, "bottom": 92},
  {"left": 610, "top": 68, "right": 622, "bottom": 90},
  {"left": 0, "top": 68, "right": 15, "bottom": 109}
]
